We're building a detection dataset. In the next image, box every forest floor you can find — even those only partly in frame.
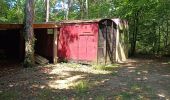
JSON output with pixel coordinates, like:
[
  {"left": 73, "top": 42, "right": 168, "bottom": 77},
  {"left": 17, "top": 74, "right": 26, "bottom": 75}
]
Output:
[{"left": 0, "top": 57, "right": 170, "bottom": 100}]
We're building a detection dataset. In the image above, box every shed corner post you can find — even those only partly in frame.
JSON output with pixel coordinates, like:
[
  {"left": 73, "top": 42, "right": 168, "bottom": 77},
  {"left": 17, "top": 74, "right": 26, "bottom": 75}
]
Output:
[
  {"left": 115, "top": 25, "right": 120, "bottom": 63},
  {"left": 53, "top": 28, "right": 58, "bottom": 64}
]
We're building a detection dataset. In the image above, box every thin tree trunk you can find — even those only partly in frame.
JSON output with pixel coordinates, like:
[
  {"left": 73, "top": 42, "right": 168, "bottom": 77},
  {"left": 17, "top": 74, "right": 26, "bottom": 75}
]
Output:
[
  {"left": 157, "top": 26, "right": 161, "bottom": 54},
  {"left": 45, "top": 0, "right": 50, "bottom": 22},
  {"left": 131, "top": 11, "right": 139, "bottom": 56},
  {"left": 23, "top": 0, "right": 35, "bottom": 67},
  {"left": 166, "top": 19, "right": 169, "bottom": 47},
  {"left": 62, "top": 0, "right": 66, "bottom": 19},
  {"left": 66, "top": 0, "right": 73, "bottom": 20},
  {"left": 80, "top": 0, "right": 84, "bottom": 19},
  {"left": 152, "top": 24, "right": 157, "bottom": 54},
  {"left": 85, "top": 0, "right": 88, "bottom": 19}
]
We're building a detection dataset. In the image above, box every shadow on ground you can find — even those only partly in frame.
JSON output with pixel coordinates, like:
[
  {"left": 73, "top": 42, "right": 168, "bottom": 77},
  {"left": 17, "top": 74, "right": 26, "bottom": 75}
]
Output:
[{"left": 0, "top": 57, "right": 170, "bottom": 100}]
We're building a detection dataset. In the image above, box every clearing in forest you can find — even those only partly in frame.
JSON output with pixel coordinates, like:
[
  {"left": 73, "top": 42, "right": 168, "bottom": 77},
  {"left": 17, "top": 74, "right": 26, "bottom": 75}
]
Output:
[{"left": 0, "top": 57, "right": 170, "bottom": 100}]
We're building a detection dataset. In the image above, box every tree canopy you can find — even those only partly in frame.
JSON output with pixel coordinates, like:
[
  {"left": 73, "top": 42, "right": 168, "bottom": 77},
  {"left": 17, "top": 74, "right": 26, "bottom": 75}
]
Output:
[{"left": 1, "top": 0, "right": 170, "bottom": 56}]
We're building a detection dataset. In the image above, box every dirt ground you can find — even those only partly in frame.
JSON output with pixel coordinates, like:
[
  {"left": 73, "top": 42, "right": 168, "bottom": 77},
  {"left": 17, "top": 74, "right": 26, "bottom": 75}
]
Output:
[{"left": 0, "top": 57, "right": 170, "bottom": 100}]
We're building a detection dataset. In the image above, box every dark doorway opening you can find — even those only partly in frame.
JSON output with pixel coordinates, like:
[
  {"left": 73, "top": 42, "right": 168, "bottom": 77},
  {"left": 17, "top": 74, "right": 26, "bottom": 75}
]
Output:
[{"left": 0, "top": 29, "right": 22, "bottom": 61}]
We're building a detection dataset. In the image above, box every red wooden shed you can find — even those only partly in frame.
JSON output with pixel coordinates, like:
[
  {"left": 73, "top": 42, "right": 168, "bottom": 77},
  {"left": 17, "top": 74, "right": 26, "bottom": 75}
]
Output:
[
  {"left": 58, "top": 20, "right": 99, "bottom": 63},
  {"left": 57, "top": 19, "right": 129, "bottom": 64}
]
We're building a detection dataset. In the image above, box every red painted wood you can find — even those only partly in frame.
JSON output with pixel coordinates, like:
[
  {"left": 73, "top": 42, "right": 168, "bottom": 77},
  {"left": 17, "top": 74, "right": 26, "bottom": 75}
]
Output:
[{"left": 58, "top": 23, "right": 98, "bottom": 62}]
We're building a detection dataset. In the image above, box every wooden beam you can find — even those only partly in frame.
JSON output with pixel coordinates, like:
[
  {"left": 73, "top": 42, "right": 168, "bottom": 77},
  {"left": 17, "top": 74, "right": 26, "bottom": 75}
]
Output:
[
  {"left": 0, "top": 24, "right": 23, "bottom": 30},
  {"left": 33, "top": 23, "right": 58, "bottom": 29},
  {"left": 0, "top": 23, "right": 59, "bottom": 30}
]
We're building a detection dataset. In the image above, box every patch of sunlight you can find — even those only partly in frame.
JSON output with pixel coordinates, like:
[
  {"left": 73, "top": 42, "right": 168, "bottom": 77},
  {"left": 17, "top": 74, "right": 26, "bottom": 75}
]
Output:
[
  {"left": 48, "top": 75, "right": 83, "bottom": 89},
  {"left": 162, "top": 75, "right": 170, "bottom": 77},
  {"left": 43, "top": 64, "right": 54, "bottom": 67},
  {"left": 142, "top": 76, "right": 148, "bottom": 80},
  {"left": 137, "top": 71, "right": 141, "bottom": 75},
  {"left": 162, "top": 62, "right": 169, "bottom": 65},
  {"left": 157, "top": 93, "right": 165, "bottom": 98},
  {"left": 126, "top": 63, "right": 134, "bottom": 66},
  {"left": 30, "top": 84, "right": 45, "bottom": 89},
  {"left": 135, "top": 77, "right": 142, "bottom": 81},
  {"left": 49, "top": 68, "right": 65, "bottom": 75},
  {"left": 127, "top": 67, "right": 136, "bottom": 69},
  {"left": 128, "top": 69, "right": 136, "bottom": 73},
  {"left": 90, "top": 70, "right": 113, "bottom": 75},
  {"left": 142, "top": 70, "right": 148, "bottom": 74},
  {"left": 92, "top": 64, "right": 119, "bottom": 71}
]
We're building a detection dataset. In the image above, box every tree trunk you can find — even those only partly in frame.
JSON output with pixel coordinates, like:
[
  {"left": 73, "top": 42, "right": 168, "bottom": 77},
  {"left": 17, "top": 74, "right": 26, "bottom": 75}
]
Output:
[
  {"left": 23, "top": 0, "right": 35, "bottom": 67},
  {"left": 45, "top": 0, "right": 49, "bottom": 22},
  {"left": 157, "top": 26, "right": 161, "bottom": 54},
  {"left": 85, "top": 0, "right": 88, "bottom": 19},
  {"left": 66, "top": 0, "right": 73, "bottom": 20},
  {"left": 62, "top": 0, "right": 66, "bottom": 19},
  {"left": 131, "top": 11, "right": 139, "bottom": 56},
  {"left": 80, "top": 0, "right": 84, "bottom": 19}
]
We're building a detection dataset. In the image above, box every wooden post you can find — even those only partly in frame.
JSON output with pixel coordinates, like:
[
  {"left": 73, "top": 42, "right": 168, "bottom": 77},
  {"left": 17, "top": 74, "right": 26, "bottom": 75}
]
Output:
[{"left": 53, "top": 28, "right": 58, "bottom": 63}]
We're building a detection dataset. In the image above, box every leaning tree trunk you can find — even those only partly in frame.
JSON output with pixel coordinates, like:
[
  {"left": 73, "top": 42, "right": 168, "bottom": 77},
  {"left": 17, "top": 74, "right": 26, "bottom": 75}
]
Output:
[{"left": 23, "top": 0, "right": 35, "bottom": 67}]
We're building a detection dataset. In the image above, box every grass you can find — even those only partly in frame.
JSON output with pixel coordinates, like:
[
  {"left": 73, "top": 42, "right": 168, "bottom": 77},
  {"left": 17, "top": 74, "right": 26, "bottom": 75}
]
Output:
[
  {"left": 38, "top": 89, "right": 53, "bottom": 99},
  {"left": 113, "top": 82, "right": 158, "bottom": 100},
  {"left": 92, "top": 64, "right": 119, "bottom": 71},
  {"left": 111, "top": 71, "right": 118, "bottom": 76},
  {"left": 38, "top": 89, "right": 68, "bottom": 100},
  {"left": 168, "top": 62, "right": 170, "bottom": 64},
  {"left": 95, "top": 95, "right": 105, "bottom": 100},
  {"left": 131, "top": 84, "right": 142, "bottom": 92},
  {"left": 114, "top": 92, "right": 134, "bottom": 100},
  {"left": 73, "top": 80, "right": 89, "bottom": 95},
  {"left": 0, "top": 91, "right": 19, "bottom": 100}
]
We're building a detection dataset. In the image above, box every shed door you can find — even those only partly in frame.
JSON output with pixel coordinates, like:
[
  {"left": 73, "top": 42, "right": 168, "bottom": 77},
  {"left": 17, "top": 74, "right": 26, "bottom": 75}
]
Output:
[
  {"left": 78, "top": 24, "right": 98, "bottom": 61},
  {"left": 78, "top": 35, "right": 96, "bottom": 61}
]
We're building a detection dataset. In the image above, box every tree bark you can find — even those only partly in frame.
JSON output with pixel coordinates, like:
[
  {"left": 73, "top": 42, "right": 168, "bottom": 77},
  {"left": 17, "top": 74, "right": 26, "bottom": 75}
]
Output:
[
  {"left": 23, "top": 0, "right": 35, "bottom": 67},
  {"left": 131, "top": 11, "right": 139, "bottom": 56},
  {"left": 45, "top": 0, "right": 49, "bottom": 22}
]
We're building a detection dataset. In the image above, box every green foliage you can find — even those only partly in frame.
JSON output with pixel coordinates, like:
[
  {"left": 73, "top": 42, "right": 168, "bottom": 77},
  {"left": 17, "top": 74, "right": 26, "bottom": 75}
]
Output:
[
  {"left": 1, "top": 0, "right": 170, "bottom": 55},
  {"left": 92, "top": 64, "right": 119, "bottom": 71},
  {"left": 113, "top": 0, "right": 170, "bottom": 55},
  {"left": 0, "top": 0, "right": 25, "bottom": 23},
  {"left": 73, "top": 80, "right": 89, "bottom": 94}
]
